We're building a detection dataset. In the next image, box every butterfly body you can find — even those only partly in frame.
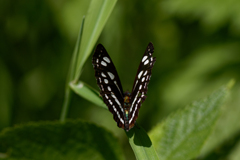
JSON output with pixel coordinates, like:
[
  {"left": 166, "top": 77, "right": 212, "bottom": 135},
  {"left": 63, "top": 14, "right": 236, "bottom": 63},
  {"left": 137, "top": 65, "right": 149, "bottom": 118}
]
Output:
[
  {"left": 92, "top": 43, "right": 156, "bottom": 131},
  {"left": 123, "top": 92, "right": 131, "bottom": 131}
]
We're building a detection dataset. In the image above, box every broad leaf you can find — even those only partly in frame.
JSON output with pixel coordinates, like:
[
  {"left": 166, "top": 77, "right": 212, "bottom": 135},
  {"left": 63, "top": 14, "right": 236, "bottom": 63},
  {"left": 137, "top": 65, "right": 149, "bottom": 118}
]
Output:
[
  {"left": 149, "top": 86, "right": 229, "bottom": 160},
  {"left": 0, "top": 120, "right": 124, "bottom": 160}
]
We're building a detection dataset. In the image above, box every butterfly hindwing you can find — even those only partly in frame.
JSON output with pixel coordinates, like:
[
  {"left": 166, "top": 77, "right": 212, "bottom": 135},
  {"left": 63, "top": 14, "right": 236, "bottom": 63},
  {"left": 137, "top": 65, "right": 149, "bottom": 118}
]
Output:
[
  {"left": 128, "top": 42, "right": 156, "bottom": 129},
  {"left": 92, "top": 44, "right": 125, "bottom": 129}
]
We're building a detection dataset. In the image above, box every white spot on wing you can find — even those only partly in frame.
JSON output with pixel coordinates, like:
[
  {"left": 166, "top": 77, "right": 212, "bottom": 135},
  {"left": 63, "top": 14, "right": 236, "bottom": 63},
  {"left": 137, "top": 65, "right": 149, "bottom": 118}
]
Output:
[
  {"left": 134, "top": 80, "right": 138, "bottom": 90},
  {"left": 120, "top": 118, "right": 124, "bottom": 124},
  {"left": 103, "top": 57, "right": 111, "bottom": 63},
  {"left": 138, "top": 98, "right": 141, "bottom": 103},
  {"left": 108, "top": 72, "right": 115, "bottom": 80},
  {"left": 108, "top": 86, "right": 111, "bottom": 91},
  {"left": 114, "top": 81, "right": 122, "bottom": 95},
  {"left": 139, "top": 85, "right": 142, "bottom": 90},
  {"left": 115, "top": 98, "right": 121, "bottom": 106},
  {"left": 101, "top": 61, "right": 107, "bottom": 66},
  {"left": 138, "top": 71, "right": 143, "bottom": 79},
  {"left": 142, "top": 77, "right": 145, "bottom": 82},
  {"left": 129, "top": 103, "right": 138, "bottom": 123},
  {"left": 144, "top": 83, "right": 147, "bottom": 88},
  {"left": 142, "top": 56, "right": 148, "bottom": 62},
  {"left": 96, "top": 59, "right": 99, "bottom": 63},
  {"left": 130, "top": 91, "right": 139, "bottom": 112},
  {"left": 113, "top": 105, "right": 116, "bottom": 111},
  {"left": 112, "top": 94, "right": 116, "bottom": 99},
  {"left": 111, "top": 94, "right": 121, "bottom": 106},
  {"left": 104, "top": 79, "right": 109, "bottom": 84},
  {"left": 109, "top": 100, "right": 113, "bottom": 105},
  {"left": 113, "top": 105, "right": 124, "bottom": 124},
  {"left": 146, "top": 75, "right": 149, "bottom": 80},
  {"left": 144, "top": 59, "right": 149, "bottom": 65},
  {"left": 99, "top": 78, "right": 102, "bottom": 83},
  {"left": 143, "top": 71, "right": 148, "bottom": 76},
  {"left": 101, "top": 72, "right": 106, "bottom": 77},
  {"left": 105, "top": 94, "right": 109, "bottom": 99}
]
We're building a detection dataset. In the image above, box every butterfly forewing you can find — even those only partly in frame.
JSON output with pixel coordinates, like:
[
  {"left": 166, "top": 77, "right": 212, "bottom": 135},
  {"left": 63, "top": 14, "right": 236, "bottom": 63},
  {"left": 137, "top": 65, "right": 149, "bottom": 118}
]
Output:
[
  {"left": 92, "top": 42, "right": 156, "bottom": 131},
  {"left": 128, "top": 42, "right": 156, "bottom": 129},
  {"left": 92, "top": 44, "right": 125, "bottom": 129}
]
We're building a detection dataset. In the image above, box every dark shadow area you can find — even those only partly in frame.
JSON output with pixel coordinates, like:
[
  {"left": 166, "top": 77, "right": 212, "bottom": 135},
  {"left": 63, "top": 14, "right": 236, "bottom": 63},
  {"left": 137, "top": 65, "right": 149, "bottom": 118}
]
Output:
[{"left": 126, "top": 123, "right": 152, "bottom": 147}]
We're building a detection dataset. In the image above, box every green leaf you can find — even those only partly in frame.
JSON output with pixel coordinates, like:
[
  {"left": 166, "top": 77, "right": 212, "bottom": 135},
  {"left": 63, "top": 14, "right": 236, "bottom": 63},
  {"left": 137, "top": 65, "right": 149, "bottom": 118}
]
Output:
[
  {"left": 70, "top": 81, "right": 159, "bottom": 160},
  {"left": 75, "top": 0, "right": 117, "bottom": 80},
  {"left": 0, "top": 120, "right": 124, "bottom": 160},
  {"left": 60, "top": 17, "right": 85, "bottom": 122},
  {"left": 149, "top": 86, "right": 229, "bottom": 160},
  {"left": 70, "top": 81, "right": 107, "bottom": 109},
  {"left": 126, "top": 125, "right": 159, "bottom": 160}
]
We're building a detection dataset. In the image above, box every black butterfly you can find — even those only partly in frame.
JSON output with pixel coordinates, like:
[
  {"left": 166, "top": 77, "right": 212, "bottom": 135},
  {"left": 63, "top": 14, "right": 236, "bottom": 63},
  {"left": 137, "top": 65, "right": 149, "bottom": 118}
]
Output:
[{"left": 92, "top": 42, "right": 156, "bottom": 131}]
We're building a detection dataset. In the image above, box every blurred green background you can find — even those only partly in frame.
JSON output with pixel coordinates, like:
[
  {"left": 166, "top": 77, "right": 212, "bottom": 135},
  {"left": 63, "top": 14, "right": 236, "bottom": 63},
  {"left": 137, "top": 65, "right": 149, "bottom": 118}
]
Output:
[{"left": 1, "top": 0, "right": 240, "bottom": 159}]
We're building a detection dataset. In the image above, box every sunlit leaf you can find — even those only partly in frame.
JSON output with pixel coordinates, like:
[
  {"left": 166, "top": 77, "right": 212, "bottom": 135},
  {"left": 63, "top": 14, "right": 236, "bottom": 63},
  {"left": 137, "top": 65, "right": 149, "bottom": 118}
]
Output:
[
  {"left": 149, "top": 85, "right": 229, "bottom": 160},
  {"left": 75, "top": 0, "right": 117, "bottom": 80},
  {"left": 70, "top": 81, "right": 107, "bottom": 109}
]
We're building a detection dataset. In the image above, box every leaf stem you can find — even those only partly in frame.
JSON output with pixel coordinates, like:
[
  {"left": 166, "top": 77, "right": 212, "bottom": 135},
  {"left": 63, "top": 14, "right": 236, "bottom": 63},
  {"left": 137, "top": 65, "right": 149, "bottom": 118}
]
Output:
[{"left": 60, "top": 17, "right": 85, "bottom": 122}]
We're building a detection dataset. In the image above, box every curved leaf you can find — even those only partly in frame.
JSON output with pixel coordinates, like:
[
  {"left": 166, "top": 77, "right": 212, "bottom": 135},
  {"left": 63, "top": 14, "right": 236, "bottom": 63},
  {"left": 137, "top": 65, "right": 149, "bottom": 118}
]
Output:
[
  {"left": 70, "top": 81, "right": 107, "bottom": 109},
  {"left": 75, "top": 0, "right": 117, "bottom": 80}
]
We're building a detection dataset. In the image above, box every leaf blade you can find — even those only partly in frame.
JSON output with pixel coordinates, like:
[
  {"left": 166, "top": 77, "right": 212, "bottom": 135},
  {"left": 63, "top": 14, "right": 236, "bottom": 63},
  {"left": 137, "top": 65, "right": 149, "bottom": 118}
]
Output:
[
  {"left": 0, "top": 120, "right": 124, "bottom": 160},
  {"left": 70, "top": 81, "right": 107, "bottom": 109},
  {"left": 60, "top": 17, "right": 85, "bottom": 122},
  {"left": 149, "top": 86, "right": 229, "bottom": 160},
  {"left": 126, "top": 125, "right": 159, "bottom": 160},
  {"left": 75, "top": 0, "right": 117, "bottom": 80}
]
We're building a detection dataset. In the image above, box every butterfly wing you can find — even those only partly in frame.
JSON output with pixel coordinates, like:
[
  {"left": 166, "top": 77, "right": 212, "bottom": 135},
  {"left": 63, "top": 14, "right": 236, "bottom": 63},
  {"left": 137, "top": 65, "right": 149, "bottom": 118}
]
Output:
[
  {"left": 92, "top": 44, "right": 125, "bottom": 129},
  {"left": 129, "top": 42, "right": 156, "bottom": 129}
]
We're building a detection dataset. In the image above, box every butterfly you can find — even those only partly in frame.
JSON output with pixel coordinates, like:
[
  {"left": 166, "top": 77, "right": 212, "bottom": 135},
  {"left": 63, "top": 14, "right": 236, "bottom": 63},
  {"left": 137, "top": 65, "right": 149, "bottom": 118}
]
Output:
[{"left": 92, "top": 42, "right": 156, "bottom": 131}]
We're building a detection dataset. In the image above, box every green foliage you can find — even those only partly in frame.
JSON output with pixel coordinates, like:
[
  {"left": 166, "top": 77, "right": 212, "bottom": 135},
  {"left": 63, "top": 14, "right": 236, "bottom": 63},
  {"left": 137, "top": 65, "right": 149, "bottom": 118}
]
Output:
[
  {"left": 70, "top": 81, "right": 107, "bottom": 109},
  {"left": 162, "top": 0, "right": 240, "bottom": 33},
  {"left": 74, "top": 0, "right": 117, "bottom": 80},
  {"left": 1, "top": 0, "right": 240, "bottom": 160},
  {"left": 60, "top": 17, "right": 85, "bottom": 122},
  {"left": 70, "top": 80, "right": 159, "bottom": 159},
  {"left": 60, "top": 0, "right": 117, "bottom": 121},
  {"left": 149, "top": 86, "right": 229, "bottom": 160},
  {"left": 126, "top": 125, "right": 159, "bottom": 160},
  {"left": 0, "top": 120, "right": 124, "bottom": 160}
]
